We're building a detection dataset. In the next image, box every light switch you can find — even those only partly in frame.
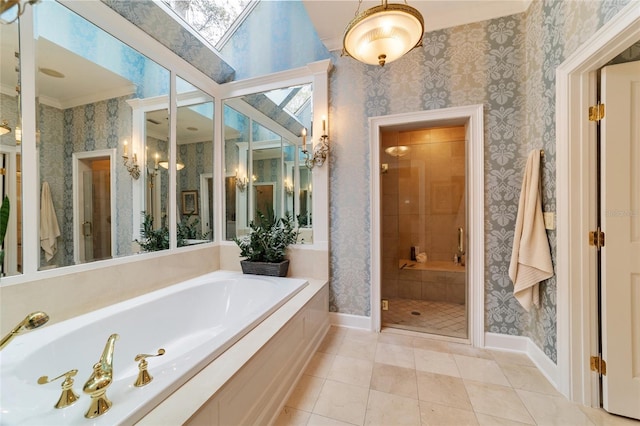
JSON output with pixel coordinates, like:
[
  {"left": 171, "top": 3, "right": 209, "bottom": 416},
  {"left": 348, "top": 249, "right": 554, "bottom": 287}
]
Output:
[{"left": 543, "top": 212, "right": 555, "bottom": 230}]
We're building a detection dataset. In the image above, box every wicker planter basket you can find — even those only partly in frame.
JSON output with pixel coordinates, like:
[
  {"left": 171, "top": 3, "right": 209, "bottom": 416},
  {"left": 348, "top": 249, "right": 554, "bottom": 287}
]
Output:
[{"left": 240, "top": 259, "right": 290, "bottom": 277}]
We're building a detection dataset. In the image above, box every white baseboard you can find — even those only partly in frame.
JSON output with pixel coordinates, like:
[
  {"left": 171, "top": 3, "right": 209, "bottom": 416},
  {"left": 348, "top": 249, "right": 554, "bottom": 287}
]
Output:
[
  {"left": 485, "top": 332, "right": 559, "bottom": 389},
  {"left": 329, "top": 312, "right": 372, "bottom": 330}
]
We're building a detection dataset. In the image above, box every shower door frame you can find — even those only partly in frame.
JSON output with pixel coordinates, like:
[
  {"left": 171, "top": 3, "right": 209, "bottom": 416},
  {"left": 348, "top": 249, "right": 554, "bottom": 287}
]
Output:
[{"left": 370, "top": 104, "right": 485, "bottom": 346}]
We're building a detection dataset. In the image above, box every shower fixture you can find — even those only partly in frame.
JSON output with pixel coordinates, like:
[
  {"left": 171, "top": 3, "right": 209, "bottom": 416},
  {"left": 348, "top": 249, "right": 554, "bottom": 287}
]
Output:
[{"left": 0, "top": 311, "right": 50, "bottom": 350}]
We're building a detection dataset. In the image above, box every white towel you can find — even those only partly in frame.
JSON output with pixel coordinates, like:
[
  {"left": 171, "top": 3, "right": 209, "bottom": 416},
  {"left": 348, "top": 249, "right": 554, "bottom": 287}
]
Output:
[
  {"left": 40, "top": 182, "right": 61, "bottom": 262},
  {"left": 509, "top": 150, "right": 553, "bottom": 311}
]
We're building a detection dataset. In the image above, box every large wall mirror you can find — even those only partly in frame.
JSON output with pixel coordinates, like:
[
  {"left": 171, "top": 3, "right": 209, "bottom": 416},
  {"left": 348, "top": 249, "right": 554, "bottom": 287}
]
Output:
[
  {"left": 0, "top": 19, "right": 22, "bottom": 277},
  {"left": 223, "top": 83, "right": 314, "bottom": 243},
  {"left": 29, "top": 0, "right": 170, "bottom": 270},
  {"left": 175, "top": 76, "right": 214, "bottom": 247}
]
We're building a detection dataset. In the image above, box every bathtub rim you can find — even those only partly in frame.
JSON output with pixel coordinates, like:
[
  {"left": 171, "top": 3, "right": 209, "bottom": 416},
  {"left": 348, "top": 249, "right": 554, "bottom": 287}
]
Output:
[
  {"left": 0, "top": 271, "right": 310, "bottom": 425},
  {"left": 136, "top": 277, "right": 329, "bottom": 425}
]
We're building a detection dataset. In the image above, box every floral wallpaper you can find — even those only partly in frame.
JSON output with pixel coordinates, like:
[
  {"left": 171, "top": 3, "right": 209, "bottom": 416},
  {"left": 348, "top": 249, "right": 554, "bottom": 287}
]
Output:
[
  {"left": 61, "top": 0, "right": 635, "bottom": 363},
  {"left": 39, "top": 96, "right": 133, "bottom": 268},
  {"left": 327, "top": 0, "right": 632, "bottom": 362}
]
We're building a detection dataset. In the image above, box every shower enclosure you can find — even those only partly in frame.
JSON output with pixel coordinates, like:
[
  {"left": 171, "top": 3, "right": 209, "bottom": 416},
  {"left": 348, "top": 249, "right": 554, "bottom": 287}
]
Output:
[{"left": 380, "top": 125, "right": 467, "bottom": 339}]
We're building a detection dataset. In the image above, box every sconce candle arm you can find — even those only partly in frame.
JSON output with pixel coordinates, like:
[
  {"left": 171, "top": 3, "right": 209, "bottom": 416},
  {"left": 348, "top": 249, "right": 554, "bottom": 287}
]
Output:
[
  {"left": 123, "top": 153, "right": 140, "bottom": 180},
  {"left": 303, "top": 133, "right": 329, "bottom": 170}
]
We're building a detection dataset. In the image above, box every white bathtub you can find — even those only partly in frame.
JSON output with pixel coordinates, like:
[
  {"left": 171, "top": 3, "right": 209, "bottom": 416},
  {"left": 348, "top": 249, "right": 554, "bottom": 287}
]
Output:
[{"left": 0, "top": 271, "right": 308, "bottom": 425}]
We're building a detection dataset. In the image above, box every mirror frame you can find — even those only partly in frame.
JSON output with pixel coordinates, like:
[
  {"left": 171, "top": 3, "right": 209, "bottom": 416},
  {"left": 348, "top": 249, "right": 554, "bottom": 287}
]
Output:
[{"left": 217, "top": 59, "right": 331, "bottom": 249}]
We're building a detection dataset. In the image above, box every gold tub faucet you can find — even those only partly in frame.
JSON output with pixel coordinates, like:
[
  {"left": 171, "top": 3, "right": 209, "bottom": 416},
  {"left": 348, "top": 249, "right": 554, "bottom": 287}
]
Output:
[{"left": 82, "top": 333, "right": 119, "bottom": 419}]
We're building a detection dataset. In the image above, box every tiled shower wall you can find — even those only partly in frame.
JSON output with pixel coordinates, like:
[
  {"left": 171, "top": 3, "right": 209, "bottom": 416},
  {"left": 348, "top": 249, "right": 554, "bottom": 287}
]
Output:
[{"left": 381, "top": 126, "right": 466, "bottom": 304}]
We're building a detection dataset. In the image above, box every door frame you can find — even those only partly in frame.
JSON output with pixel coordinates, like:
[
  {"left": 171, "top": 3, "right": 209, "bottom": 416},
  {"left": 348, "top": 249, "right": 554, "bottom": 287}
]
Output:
[
  {"left": 200, "top": 172, "right": 213, "bottom": 238},
  {"left": 72, "top": 149, "right": 116, "bottom": 264},
  {"left": 370, "top": 104, "right": 485, "bottom": 346},
  {"left": 556, "top": 1, "right": 640, "bottom": 405}
]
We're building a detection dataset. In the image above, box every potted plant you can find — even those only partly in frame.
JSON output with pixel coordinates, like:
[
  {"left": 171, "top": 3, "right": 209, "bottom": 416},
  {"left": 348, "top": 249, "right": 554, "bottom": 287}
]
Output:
[{"left": 234, "top": 212, "right": 298, "bottom": 277}]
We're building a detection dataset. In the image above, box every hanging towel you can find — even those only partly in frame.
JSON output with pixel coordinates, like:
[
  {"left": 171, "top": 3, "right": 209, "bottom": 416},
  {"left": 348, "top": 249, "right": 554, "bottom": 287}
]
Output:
[
  {"left": 509, "top": 149, "right": 553, "bottom": 311},
  {"left": 40, "top": 181, "right": 61, "bottom": 262}
]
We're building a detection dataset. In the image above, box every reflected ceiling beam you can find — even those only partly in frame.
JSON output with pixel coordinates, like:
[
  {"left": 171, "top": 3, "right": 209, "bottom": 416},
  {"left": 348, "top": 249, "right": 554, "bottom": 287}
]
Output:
[
  {"left": 226, "top": 97, "right": 302, "bottom": 146},
  {"left": 240, "top": 93, "right": 305, "bottom": 136}
]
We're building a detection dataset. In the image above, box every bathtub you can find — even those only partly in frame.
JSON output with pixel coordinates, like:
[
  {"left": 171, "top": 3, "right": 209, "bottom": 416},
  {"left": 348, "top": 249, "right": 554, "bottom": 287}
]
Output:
[{"left": 0, "top": 271, "right": 308, "bottom": 425}]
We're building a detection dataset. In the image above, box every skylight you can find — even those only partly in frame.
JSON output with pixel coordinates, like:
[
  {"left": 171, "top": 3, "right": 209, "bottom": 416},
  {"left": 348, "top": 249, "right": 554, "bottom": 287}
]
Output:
[
  {"left": 266, "top": 85, "right": 312, "bottom": 117},
  {"left": 163, "top": 0, "right": 252, "bottom": 48}
]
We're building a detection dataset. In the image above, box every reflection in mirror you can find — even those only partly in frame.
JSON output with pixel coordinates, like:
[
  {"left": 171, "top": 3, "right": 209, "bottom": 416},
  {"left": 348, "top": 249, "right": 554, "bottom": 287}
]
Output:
[
  {"left": 34, "top": 0, "right": 169, "bottom": 268},
  {"left": 175, "top": 76, "right": 214, "bottom": 247},
  {"left": 141, "top": 109, "right": 170, "bottom": 251},
  {"left": 0, "top": 20, "right": 22, "bottom": 276},
  {"left": 223, "top": 83, "right": 313, "bottom": 243}
]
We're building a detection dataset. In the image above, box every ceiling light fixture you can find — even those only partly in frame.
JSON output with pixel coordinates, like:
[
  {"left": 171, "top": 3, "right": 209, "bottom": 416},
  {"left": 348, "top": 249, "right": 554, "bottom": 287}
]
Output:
[
  {"left": 342, "top": 0, "right": 424, "bottom": 67},
  {"left": 0, "top": 120, "right": 11, "bottom": 135},
  {"left": 158, "top": 161, "right": 185, "bottom": 171},
  {"left": 39, "top": 67, "right": 65, "bottom": 78},
  {"left": 384, "top": 145, "right": 410, "bottom": 157}
]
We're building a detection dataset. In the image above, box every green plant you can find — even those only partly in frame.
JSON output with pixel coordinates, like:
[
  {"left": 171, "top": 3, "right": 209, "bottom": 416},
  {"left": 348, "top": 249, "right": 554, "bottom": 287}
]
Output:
[
  {"left": 0, "top": 196, "right": 9, "bottom": 269},
  {"left": 234, "top": 212, "right": 298, "bottom": 263},
  {"left": 136, "top": 211, "right": 211, "bottom": 252},
  {"left": 177, "top": 212, "right": 210, "bottom": 244},
  {"left": 135, "top": 212, "right": 169, "bottom": 252}
]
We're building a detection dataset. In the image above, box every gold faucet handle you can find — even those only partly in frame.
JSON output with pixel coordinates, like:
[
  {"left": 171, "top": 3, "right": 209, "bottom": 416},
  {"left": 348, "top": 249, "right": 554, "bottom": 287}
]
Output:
[
  {"left": 134, "top": 348, "right": 165, "bottom": 362},
  {"left": 38, "top": 369, "right": 80, "bottom": 409},
  {"left": 134, "top": 348, "right": 165, "bottom": 387}
]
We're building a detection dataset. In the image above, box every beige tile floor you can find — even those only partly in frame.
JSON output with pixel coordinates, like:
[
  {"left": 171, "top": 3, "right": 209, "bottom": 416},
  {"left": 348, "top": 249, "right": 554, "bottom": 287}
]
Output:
[
  {"left": 274, "top": 327, "right": 639, "bottom": 426},
  {"left": 382, "top": 299, "right": 467, "bottom": 338}
]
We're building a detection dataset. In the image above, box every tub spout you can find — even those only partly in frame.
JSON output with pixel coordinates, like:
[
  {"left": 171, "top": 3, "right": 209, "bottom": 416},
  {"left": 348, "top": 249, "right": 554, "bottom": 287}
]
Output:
[{"left": 83, "top": 333, "right": 119, "bottom": 418}]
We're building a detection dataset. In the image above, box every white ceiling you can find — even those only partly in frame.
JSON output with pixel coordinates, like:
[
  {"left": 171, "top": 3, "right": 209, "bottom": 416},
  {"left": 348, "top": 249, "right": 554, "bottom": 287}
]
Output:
[{"left": 302, "top": 0, "right": 532, "bottom": 52}]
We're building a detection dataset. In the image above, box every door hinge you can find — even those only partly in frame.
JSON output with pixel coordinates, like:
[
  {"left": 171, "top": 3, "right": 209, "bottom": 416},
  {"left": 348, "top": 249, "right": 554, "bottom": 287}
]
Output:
[
  {"left": 589, "top": 229, "right": 605, "bottom": 249},
  {"left": 0, "top": 168, "right": 5, "bottom": 176},
  {"left": 590, "top": 355, "right": 607, "bottom": 375},
  {"left": 588, "top": 103, "right": 605, "bottom": 121}
]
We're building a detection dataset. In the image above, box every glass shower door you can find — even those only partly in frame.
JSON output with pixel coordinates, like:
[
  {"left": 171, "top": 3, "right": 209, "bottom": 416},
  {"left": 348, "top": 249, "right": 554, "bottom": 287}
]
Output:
[{"left": 380, "top": 126, "right": 468, "bottom": 339}]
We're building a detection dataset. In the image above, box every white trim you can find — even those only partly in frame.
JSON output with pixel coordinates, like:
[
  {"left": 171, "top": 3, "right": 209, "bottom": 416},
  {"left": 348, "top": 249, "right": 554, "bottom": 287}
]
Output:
[
  {"left": 556, "top": 1, "right": 640, "bottom": 406},
  {"left": 329, "top": 312, "right": 372, "bottom": 330},
  {"left": 485, "top": 332, "right": 559, "bottom": 389},
  {"left": 199, "top": 173, "right": 213, "bottom": 238},
  {"left": 72, "top": 149, "right": 117, "bottom": 265},
  {"left": 369, "top": 104, "right": 484, "bottom": 346}
]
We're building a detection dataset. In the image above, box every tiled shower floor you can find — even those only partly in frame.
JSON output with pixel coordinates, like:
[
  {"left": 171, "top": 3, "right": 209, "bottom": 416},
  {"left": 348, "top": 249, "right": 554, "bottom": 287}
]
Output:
[{"left": 382, "top": 298, "right": 467, "bottom": 338}]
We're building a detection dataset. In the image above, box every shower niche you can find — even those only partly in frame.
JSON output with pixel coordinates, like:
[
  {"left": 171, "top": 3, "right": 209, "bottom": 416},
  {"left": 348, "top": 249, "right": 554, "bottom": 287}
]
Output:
[{"left": 380, "top": 125, "right": 468, "bottom": 339}]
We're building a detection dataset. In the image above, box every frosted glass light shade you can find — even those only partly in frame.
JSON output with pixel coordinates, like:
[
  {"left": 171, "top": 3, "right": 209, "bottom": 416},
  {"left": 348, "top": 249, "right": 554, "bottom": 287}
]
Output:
[
  {"left": 343, "top": 2, "right": 424, "bottom": 66},
  {"left": 159, "top": 161, "right": 185, "bottom": 171}
]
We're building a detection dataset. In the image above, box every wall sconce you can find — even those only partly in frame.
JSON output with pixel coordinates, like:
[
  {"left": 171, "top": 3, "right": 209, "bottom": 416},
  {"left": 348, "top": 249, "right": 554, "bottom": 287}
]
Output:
[
  {"left": 284, "top": 180, "right": 294, "bottom": 196},
  {"left": 147, "top": 153, "right": 159, "bottom": 188},
  {"left": 235, "top": 169, "right": 248, "bottom": 192},
  {"left": 122, "top": 140, "right": 140, "bottom": 180},
  {"left": 1, "top": 0, "right": 40, "bottom": 25},
  {"left": 302, "top": 117, "right": 329, "bottom": 170}
]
